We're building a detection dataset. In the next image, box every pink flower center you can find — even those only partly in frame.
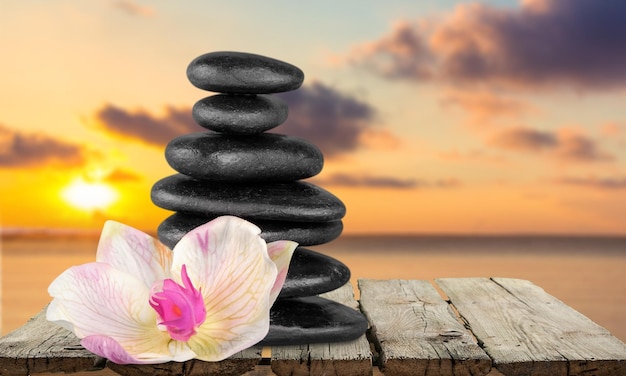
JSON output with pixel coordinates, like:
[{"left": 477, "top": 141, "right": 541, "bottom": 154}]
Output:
[{"left": 149, "top": 265, "right": 206, "bottom": 341}]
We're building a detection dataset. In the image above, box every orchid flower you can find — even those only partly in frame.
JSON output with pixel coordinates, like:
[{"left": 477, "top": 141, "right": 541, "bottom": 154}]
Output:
[{"left": 47, "top": 216, "right": 297, "bottom": 364}]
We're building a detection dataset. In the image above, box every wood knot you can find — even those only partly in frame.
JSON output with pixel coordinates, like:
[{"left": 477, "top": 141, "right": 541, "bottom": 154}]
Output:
[{"left": 439, "top": 329, "right": 463, "bottom": 338}]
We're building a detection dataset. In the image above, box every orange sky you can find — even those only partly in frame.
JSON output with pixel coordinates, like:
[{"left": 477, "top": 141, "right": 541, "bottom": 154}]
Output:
[{"left": 1, "top": 0, "right": 626, "bottom": 235}]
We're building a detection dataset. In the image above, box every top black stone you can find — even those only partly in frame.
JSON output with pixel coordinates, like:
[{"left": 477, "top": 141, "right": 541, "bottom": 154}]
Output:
[{"left": 187, "top": 51, "right": 304, "bottom": 94}]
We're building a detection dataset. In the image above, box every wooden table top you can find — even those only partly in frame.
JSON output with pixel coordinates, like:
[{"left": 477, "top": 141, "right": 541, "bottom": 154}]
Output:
[{"left": 2, "top": 278, "right": 625, "bottom": 376}]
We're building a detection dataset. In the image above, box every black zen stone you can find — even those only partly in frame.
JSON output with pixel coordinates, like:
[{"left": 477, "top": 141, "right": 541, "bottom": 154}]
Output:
[
  {"left": 259, "top": 296, "right": 369, "bottom": 345},
  {"left": 259, "top": 221, "right": 342, "bottom": 248},
  {"left": 193, "top": 94, "right": 288, "bottom": 134},
  {"left": 187, "top": 51, "right": 304, "bottom": 94},
  {"left": 158, "top": 213, "right": 343, "bottom": 249},
  {"left": 279, "top": 247, "right": 351, "bottom": 299},
  {"left": 151, "top": 174, "right": 346, "bottom": 222},
  {"left": 165, "top": 133, "right": 323, "bottom": 182}
]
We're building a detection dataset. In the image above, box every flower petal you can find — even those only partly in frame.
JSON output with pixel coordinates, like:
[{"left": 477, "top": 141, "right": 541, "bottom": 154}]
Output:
[
  {"left": 81, "top": 335, "right": 196, "bottom": 364},
  {"left": 172, "top": 216, "right": 278, "bottom": 361},
  {"left": 47, "top": 263, "right": 183, "bottom": 363},
  {"left": 81, "top": 335, "right": 140, "bottom": 365},
  {"left": 96, "top": 221, "right": 173, "bottom": 288},
  {"left": 267, "top": 240, "right": 298, "bottom": 305}
]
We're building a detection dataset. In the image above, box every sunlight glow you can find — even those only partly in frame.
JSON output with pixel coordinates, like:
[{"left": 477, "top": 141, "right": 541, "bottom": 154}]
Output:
[{"left": 61, "top": 179, "right": 118, "bottom": 211}]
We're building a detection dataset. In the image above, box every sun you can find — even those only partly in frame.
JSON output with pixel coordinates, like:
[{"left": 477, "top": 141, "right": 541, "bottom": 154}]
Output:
[{"left": 61, "top": 178, "right": 118, "bottom": 211}]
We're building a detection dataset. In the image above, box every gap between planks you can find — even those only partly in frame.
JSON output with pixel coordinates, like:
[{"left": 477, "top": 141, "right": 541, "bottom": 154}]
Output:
[
  {"left": 436, "top": 277, "right": 626, "bottom": 376},
  {"left": 358, "top": 278, "right": 626, "bottom": 376}
]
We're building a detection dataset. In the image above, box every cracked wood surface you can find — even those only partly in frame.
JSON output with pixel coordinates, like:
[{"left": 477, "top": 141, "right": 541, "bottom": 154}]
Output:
[
  {"left": 437, "top": 277, "right": 626, "bottom": 376},
  {"left": 358, "top": 279, "right": 491, "bottom": 376},
  {"left": 2, "top": 278, "right": 626, "bottom": 376},
  {"left": 0, "top": 308, "right": 261, "bottom": 376},
  {"left": 0, "top": 305, "right": 100, "bottom": 375}
]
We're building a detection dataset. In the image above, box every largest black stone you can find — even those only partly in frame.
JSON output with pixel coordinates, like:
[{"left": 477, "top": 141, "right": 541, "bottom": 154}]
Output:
[
  {"left": 151, "top": 174, "right": 346, "bottom": 222},
  {"left": 260, "top": 296, "right": 369, "bottom": 346}
]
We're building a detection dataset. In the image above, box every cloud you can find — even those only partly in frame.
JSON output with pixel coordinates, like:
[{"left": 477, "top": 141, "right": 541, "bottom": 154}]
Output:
[
  {"left": 112, "top": 0, "right": 155, "bottom": 17},
  {"left": 489, "top": 127, "right": 557, "bottom": 151},
  {"left": 313, "top": 173, "right": 461, "bottom": 189},
  {"left": 438, "top": 149, "right": 508, "bottom": 165},
  {"left": 344, "top": 20, "right": 435, "bottom": 81},
  {"left": 275, "top": 81, "right": 386, "bottom": 157},
  {"left": 343, "top": 0, "right": 626, "bottom": 90},
  {"left": 432, "top": 178, "right": 463, "bottom": 188},
  {"left": 0, "top": 124, "right": 88, "bottom": 168},
  {"left": 103, "top": 168, "right": 143, "bottom": 183},
  {"left": 554, "top": 129, "right": 614, "bottom": 162},
  {"left": 358, "top": 128, "right": 403, "bottom": 150},
  {"left": 600, "top": 122, "right": 626, "bottom": 137},
  {"left": 93, "top": 82, "right": 391, "bottom": 157},
  {"left": 94, "top": 104, "right": 203, "bottom": 146},
  {"left": 315, "top": 173, "right": 418, "bottom": 189},
  {"left": 488, "top": 126, "right": 613, "bottom": 162},
  {"left": 554, "top": 176, "right": 626, "bottom": 190},
  {"left": 440, "top": 90, "right": 535, "bottom": 127}
]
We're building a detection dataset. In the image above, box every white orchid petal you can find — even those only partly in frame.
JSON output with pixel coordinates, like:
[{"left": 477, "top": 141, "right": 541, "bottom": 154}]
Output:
[
  {"left": 172, "top": 216, "right": 277, "bottom": 360},
  {"left": 47, "top": 263, "right": 174, "bottom": 361},
  {"left": 81, "top": 335, "right": 194, "bottom": 364},
  {"left": 168, "top": 341, "right": 197, "bottom": 362},
  {"left": 46, "top": 299, "right": 75, "bottom": 333},
  {"left": 96, "top": 220, "right": 172, "bottom": 287},
  {"left": 190, "top": 306, "right": 269, "bottom": 362},
  {"left": 267, "top": 240, "right": 298, "bottom": 305}
]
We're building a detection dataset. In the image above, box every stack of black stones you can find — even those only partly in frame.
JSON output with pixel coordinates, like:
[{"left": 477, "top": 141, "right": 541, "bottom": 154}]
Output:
[{"left": 151, "top": 51, "right": 368, "bottom": 345}]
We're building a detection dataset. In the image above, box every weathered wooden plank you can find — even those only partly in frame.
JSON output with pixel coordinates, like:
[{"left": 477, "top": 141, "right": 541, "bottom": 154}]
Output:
[
  {"left": 270, "top": 283, "right": 372, "bottom": 376},
  {"left": 0, "top": 308, "right": 101, "bottom": 376},
  {"left": 436, "top": 277, "right": 626, "bottom": 376},
  {"left": 0, "top": 307, "right": 262, "bottom": 376},
  {"left": 358, "top": 279, "right": 491, "bottom": 376},
  {"left": 106, "top": 346, "right": 262, "bottom": 376}
]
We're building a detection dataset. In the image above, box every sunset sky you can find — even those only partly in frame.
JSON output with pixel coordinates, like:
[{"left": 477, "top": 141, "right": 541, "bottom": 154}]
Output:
[{"left": 1, "top": 0, "right": 626, "bottom": 235}]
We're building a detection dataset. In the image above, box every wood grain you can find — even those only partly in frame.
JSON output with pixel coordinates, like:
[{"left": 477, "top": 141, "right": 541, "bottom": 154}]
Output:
[
  {"left": 0, "top": 307, "right": 101, "bottom": 376},
  {"left": 0, "top": 307, "right": 261, "bottom": 376},
  {"left": 358, "top": 279, "right": 491, "bottom": 376},
  {"left": 4, "top": 278, "right": 626, "bottom": 375},
  {"left": 270, "top": 283, "right": 372, "bottom": 376},
  {"left": 437, "top": 277, "right": 626, "bottom": 376}
]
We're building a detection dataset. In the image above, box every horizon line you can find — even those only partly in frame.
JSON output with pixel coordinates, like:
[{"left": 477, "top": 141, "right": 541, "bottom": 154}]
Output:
[{"left": 2, "top": 226, "right": 625, "bottom": 240}]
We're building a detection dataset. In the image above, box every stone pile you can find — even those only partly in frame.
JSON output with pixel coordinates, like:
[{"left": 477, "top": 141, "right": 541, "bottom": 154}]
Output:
[{"left": 151, "top": 51, "right": 367, "bottom": 345}]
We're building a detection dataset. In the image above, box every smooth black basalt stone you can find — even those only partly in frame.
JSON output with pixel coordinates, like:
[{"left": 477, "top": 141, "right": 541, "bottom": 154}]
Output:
[
  {"left": 193, "top": 94, "right": 288, "bottom": 134},
  {"left": 165, "top": 133, "right": 323, "bottom": 182},
  {"left": 158, "top": 213, "right": 343, "bottom": 249},
  {"left": 187, "top": 51, "right": 304, "bottom": 94},
  {"left": 259, "top": 222, "right": 342, "bottom": 249},
  {"left": 279, "top": 247, "right": 351, "bottom": 299},
  {"left": 259, "top": 296, "right": 369, "bottom": 345},
  {"left": 151, "top": 174, "right": 346, "bottom": 222}
]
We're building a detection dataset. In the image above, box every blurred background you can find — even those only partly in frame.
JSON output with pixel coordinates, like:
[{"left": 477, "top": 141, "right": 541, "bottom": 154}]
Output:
[{"left": 1, "top": 0, "right": 625, "bottom": 340}]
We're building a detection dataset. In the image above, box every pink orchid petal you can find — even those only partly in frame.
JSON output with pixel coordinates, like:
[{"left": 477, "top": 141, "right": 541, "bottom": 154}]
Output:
[
  {"left": 267, "top": 240, "right": 298, "bottom": 305},
  {"left": 172, "top": 216, "right": 278, "bottom": 361},
  {"left": 81, "top": 335, "right": 140, "bottom": 365},
  {"left": 96, "top": 221, "right": 172, "bottom": 288},
  {"left": 47, "top": 263, "right": 179, "bottom": 362}
]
